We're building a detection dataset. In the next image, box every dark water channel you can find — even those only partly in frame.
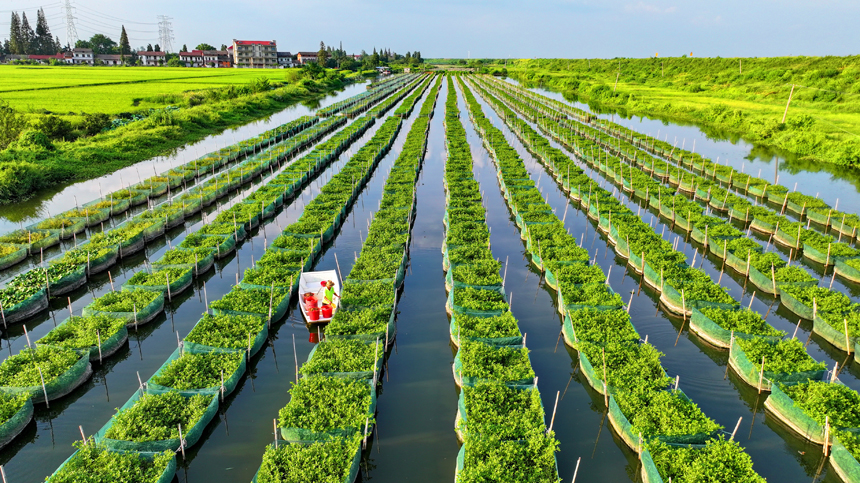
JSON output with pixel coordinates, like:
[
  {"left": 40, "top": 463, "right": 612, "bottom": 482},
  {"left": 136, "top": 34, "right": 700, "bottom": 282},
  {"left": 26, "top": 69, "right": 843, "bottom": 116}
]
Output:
[
  {"left": 469, "top": 79, "right": 847, "bottom": 482},
  {"left": 0, "top": 90, "right": 401, "bottom": 482},
  {"left": 505, "top": 77, "right": 860, "bottom": 213},
  {"left": 0, "top": 81, "right": 370, "bottom": 231}
]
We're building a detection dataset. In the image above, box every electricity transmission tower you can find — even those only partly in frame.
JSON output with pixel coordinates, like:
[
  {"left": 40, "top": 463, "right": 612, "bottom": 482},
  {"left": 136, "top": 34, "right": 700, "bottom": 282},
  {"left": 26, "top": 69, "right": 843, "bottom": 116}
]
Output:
[
  {"left": 157, "top": 15, "right": 174, "bottom": 53},
  {"left": 63, "top": 0, "right": 78, "bottom": 48}
]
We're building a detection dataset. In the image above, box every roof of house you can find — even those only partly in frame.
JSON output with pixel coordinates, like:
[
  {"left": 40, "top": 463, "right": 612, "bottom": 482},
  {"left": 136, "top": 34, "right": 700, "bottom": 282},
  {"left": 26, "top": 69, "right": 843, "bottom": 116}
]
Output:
[
  {"left": 137, "top": 51, "right": 166, "bottom": 56},
  {"left": 234, "top": 40, "right": 276, "bottom": 46},
  {"left": 202, "top": 50, "right": 228, "bottom": 56},
  {"left": 180, "top": 50, "right": 204, "bottom": 57},
  {"left": 297, "top": 52, "right": 318, "bottom": 57},
  {"left": 277, "top": 52, "right": 293, "bottom": 58},
  {"left": 73, "top": 48, "right": 93, "bottom": 53},
  {"left": 28, "top": 53, "right": 65, "bottom": 60},
  {"left": 98, "top": 54, "right": 123, "bottom": 60}
]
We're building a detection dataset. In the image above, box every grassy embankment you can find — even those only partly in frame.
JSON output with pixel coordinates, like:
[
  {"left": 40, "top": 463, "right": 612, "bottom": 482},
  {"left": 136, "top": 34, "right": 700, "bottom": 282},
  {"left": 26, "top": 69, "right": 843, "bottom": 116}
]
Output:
[
  {"left": 0, "top": 66, "right": 361, "bottom": 203},
  {"left": 505, "top": 57, "right": 860, "bottom": 168}
]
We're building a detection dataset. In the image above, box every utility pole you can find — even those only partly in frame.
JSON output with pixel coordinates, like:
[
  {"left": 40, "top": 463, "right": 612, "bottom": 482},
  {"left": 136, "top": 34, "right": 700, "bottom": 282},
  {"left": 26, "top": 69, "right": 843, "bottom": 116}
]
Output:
[
  {"left": 63, "top": 0, "right": 78, "bottom": 48},
  {"left": 781, "top": 84, "right": 795, "bottom": 123},
  {"left": 157, "top": 15, "right": 175, "bottom": 53}
]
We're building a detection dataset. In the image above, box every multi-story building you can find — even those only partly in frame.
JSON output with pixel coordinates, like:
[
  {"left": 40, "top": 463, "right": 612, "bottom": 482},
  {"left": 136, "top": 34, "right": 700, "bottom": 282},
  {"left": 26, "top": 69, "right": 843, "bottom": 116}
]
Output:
[
  {"left": 72, "top": 48, "right": 93, "bottom": 65},
  {"left": 179, "top": 50, "right": 205, "bottom": 67},
  {"left": 231, "top": 40, "right": 277, "bottom": 68},
  {"left": 296, "top": 52, "right": 318, "bottom": 65},
  {"left": 138, "top": 51, "right": 166, "bottom": 66}
]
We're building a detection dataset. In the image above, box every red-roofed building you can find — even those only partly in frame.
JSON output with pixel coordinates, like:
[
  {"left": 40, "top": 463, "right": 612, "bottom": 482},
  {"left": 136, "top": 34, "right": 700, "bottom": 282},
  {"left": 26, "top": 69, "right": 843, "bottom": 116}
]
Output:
[
  {"left": 179, "top": 50, "right": 205, "bottom": 67},
  {"left": 231, "top": 39, "right": 277, "bottom": 68},
  {"left": 296, "top": 52, "right": 318, "bottom": 65},
  {"left": 138, "top": 51, "right": 166, "bottom": 66},
  {"left": 27, "top": 53, "right": 67, "bottom": 64}
]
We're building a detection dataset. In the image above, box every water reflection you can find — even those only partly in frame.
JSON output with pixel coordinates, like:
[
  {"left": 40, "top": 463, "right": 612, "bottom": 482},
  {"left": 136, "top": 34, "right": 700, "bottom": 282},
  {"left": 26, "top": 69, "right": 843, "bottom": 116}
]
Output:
[
  {"left": 508, "top": 77, "right": 860, "bottom": 209},
  {"left": 0, "top": 81, "right": 369, "bottom": 230}
]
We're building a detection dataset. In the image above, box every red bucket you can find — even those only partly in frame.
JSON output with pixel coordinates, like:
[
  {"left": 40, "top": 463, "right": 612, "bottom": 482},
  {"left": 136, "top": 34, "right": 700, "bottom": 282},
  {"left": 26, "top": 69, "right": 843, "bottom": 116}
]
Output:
[
  {"left": 308, "top": 308, "right": 320, "bottom": 321},
  {"left": 321, "top": 305, "right": 333, "bottom": 318}
]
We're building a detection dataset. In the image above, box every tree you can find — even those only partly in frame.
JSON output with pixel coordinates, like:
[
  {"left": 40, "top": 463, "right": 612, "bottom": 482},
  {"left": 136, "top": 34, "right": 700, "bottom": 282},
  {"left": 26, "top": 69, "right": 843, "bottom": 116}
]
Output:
[
  {"left": 167, "top": 57, "right": 183, "bottom": 67},
  {"left": 89, "top": 34, "right": 116, "bottom": 55},
  {"left": 317, "top": 41, "right": 329, "bottom": 66},
  {"left": 181, "top": 44, "right": 188, "bottom": 52},
  {"left": 154, "top": 43, "right": 161, "bottom": 52},
  {"left": 8, "top": 13, "right": 21, "bottom": 55},
  {"left": 35, "top": 8, "right": 54, "bottom": 54},
  {"left": 146, "top": 43, "right": 153, "bottom": 52},
  {"left": 0, "top": 100, "right": 27, "bottom": 150},
  {"left": 20, "top": 12, "right": 34, "bottom": 54},
  {"left": 220, "top": 44, "right": 227, "bottom": 51},
  {"left": 119, "top": 26, "right": 131, "bottom": 57},
  {"left": 196, "top": 43, "right": 216, "bottom": 51}
]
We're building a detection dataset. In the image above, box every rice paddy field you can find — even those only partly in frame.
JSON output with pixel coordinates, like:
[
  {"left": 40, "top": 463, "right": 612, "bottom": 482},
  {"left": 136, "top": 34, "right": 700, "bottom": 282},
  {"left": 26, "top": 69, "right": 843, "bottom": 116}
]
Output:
[
  {"left": 0, "top": 65, "right": 293, "bottom": 114},
  {"left": 1, "top": 67, "right": 860, "bottom": 483}
]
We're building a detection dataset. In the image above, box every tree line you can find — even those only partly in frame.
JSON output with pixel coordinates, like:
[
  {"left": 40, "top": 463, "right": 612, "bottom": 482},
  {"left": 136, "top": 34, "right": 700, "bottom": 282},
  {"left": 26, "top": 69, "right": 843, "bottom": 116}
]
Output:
[{"left": 3, "top": 9, "right": 62, "bottom": 55}]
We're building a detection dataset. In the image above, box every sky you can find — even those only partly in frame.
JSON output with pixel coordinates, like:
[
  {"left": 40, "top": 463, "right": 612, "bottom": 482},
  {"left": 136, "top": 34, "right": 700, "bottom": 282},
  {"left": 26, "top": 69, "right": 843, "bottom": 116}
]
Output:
[{"left": 1, "top": 0, "right": 858, "bottom": 58}]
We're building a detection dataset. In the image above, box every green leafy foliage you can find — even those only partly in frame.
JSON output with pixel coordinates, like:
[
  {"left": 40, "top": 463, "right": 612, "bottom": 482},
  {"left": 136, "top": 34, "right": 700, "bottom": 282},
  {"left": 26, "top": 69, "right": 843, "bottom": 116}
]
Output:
[
  {"left": 149, "top": 351, "right": 244, "bottom": 390},
  {"left": 461, "top": 383, "right": 545, "bottom": 439},
  {"left": 125, "top": 267, "right": 190, "bottom": 287},
  {"left": 184, "top": 313, "right": 266, "bottom": 349},
  {"left": 616, "top": 389, "right": 721, "bottom": 437},
  {"left": 736, "top": 338, "right": 826, "bottom": 374},
  {"left": 326, "top": 306, "right": 392, "bottom": 336},
  {"left": 104, "top": 391, "right": 212, "bottom": 442},
  {"left": 648, "top": 438, "right": 765, "bottom": 483},
  {"left": 37, "top": 314, "right": 126, "bottom": 350},
  {"left": 48, "top": 442, "right": 174, "bottom": 483},
  {"left": 567, "top": 309, "right": 637, "bottom": 345},
  {"left": 0, "top": 392, "right": 28, "bottom": 423},
  {"left": 89, "top": 289, "right": 160, "bottom": 313},
  {"left": 255, "top": 435, "right": 361, "bottom": 483},
  {"left": 278, "top": 376, "right": 373, "bottom": 432},
  {"left": 340, "top": 281, "right": 394, "bottom": 307},
  {"left": 781, "top": 381, "right": 860, "bottom": 428},
  {"left": 454, "top": 312, "right": 521, "bottom": 339},
  {"left": 454, "top": 287, "right": 508, "bottom": 312},
  {"left": 0, "top": 345, "right": 80, "bottom": 387},
  {"left": 698, "top": 307, "right": 783, "bottom": 337},
  {"left": 301, "top": 339, "right": 380, "bottom": 375},
  {"left": 210, "top": 287, "right": 287, "bottom": 315},
  {"left": 578, "top": 341, "right": 670, "bottom": 393},
  {"left": 459, "top": 341, "right": 534, "bottom": 382},
  {"left": 458, "top": 434, "right": 560, "bottom": 483}
]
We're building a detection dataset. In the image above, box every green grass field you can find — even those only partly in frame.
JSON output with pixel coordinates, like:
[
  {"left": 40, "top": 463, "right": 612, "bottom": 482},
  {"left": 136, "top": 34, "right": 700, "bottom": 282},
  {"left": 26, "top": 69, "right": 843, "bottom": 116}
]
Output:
[{"left": 0, "top": 66, "right": 291, "bottom": 114}]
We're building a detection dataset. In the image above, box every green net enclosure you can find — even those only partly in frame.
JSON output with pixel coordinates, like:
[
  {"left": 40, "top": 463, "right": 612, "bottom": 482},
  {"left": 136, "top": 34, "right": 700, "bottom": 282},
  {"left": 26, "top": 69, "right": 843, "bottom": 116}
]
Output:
[{"left": 94, "top": 387, "right": 219, "bottom": 452}]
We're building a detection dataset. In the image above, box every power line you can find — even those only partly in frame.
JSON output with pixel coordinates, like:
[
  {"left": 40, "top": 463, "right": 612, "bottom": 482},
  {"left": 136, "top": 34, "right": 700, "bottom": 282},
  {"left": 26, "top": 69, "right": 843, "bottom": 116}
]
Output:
[
  {"left": 63, "top": 0, "right": 78, "bottom": 47},
  {"left": 73, "top": 3, "right": 157, "bottom": 25},
  {"left": 157, "top": 15, "right": 174, "bottom": 53}
]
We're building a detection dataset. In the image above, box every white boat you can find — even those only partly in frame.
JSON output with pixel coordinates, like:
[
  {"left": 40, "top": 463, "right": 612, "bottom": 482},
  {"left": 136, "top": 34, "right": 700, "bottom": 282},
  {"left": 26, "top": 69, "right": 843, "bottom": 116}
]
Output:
[{"left": 299, "top": 270, "right": 341, "bottom": 324}]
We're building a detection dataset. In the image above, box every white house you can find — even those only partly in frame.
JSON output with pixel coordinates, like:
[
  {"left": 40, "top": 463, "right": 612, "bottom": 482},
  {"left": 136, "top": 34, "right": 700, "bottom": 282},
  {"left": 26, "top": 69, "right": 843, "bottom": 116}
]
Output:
[
  {"left": 277, "top": 52, "right": 294, "bottom": 68},
  {"left": 179, "top": 50, "right": 205, "bottom": 67},
  {"left": 138, "top": 51, "right": 166, "bottom": 66},
  {"left": 72, "top": 48, "right": 93, "bottom": 65}
]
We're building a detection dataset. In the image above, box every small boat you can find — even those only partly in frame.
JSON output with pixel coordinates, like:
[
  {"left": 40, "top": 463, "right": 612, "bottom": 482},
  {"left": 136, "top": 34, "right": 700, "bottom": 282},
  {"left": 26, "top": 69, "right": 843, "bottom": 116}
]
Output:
[{"left": 299, "top": 270, "right": 341, "bottom": 324}]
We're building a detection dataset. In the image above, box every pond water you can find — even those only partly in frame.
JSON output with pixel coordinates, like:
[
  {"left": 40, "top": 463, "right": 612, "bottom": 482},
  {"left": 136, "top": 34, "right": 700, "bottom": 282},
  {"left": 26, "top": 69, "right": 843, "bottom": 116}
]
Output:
[
  {"left": 504, "top": 77, "right": 860, "bottom": 212},
  {"left": 0, "top": 81, "right": 370, "bottom": 232},
  {"left": 1, "top": 75, "right": 854, "bottom": 483},
  {"left": 476, "top": 77, "right": 851, "bottom": 482}
]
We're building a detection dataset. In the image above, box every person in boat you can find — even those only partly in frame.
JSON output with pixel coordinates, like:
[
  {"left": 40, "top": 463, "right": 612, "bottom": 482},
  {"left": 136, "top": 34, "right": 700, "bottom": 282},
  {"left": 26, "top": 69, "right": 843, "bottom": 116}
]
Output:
[{"left": 322, "top": 280, "right": 339, "bottom": 306}]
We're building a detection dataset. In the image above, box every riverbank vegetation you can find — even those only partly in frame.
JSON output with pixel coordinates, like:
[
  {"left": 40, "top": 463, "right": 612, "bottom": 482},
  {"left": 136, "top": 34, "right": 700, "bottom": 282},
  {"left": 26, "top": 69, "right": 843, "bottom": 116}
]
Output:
[
  {"left": 504, "top": 56, "right": 860, "bottom": 168},
  {"left": 0, "top": 66, "right": 353, "bottom": 204}
]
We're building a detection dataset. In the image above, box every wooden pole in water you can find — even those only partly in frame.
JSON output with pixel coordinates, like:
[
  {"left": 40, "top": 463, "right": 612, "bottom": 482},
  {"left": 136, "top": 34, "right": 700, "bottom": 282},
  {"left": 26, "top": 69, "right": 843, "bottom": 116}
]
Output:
[
  {"left": 782, "top": 85, "right": 796, "bottom": 124},
  {"left": 572, "top": 457, "right": 581, "bottom": 483},
  {"left": 292, "top": 334, "right": 298, "bottom": 383},
  {"left": 730, "top": 417, "right": 743, "bottom": 440}
]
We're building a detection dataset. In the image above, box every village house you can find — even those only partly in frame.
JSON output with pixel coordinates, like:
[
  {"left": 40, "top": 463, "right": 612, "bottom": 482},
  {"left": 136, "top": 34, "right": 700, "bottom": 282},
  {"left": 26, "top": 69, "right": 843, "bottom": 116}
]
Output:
[
  {"left": 231, "top": 40, "right": 278, "bottom": 68},
  {"left": 137, "top": 51, "right": 166, "bottom": 66}
]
